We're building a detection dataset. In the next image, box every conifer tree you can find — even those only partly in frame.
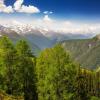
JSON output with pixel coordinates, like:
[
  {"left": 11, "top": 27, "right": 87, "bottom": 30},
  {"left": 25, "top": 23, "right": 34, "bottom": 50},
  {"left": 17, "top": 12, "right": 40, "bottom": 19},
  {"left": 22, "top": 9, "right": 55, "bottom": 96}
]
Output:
[
  {"left": 36, "top": 45, "right": 77, "bottom": 100},
  {"left": 16, "top": 40, "right": 37, "bottom": 100},
  {"left": 0, "top": 36, "right": 16, "bottom": 94}
]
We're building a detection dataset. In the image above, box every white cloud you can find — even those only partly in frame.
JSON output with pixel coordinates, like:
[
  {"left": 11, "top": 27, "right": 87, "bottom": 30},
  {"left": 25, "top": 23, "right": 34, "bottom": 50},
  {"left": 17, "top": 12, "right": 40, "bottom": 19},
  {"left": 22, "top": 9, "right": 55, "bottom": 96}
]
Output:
[
  {"left": 39, "top": 15, "right": 54, "bottom": 31},
  {"left": 18, "top": 5, "right": 40, "bottom": 13},
  {"left": 14, "top": 0, "right": 23, "bottom": 11},
  {"left": 14, "top": 0, "right": 40, "bottom": 13},
  {"left": 34, "top": 15, "right": 54, "bottom": 31},
  {"left": 37, "top": 15, "right": 100, "bottom": 35},
  {"left": 0, "top": 0, "right": 13, "bottom": 13},
  {"left": 59, "top": 22, "right": 100, "bottom": 35},
  {"left": 43, "top": 15, "right": 53, "bottom": 23},
  {"left": 2, "top": 6, "right": 13, "bottom": 13},
  {"left": 0, "top": 0, "right": 40, "bottom": 14}
]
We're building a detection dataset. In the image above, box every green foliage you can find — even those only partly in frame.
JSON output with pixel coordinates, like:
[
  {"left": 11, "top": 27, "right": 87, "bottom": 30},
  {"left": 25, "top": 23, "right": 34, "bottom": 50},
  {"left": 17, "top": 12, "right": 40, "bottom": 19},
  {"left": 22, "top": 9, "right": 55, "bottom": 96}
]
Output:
[
  {"left": 36, "top": 45, "right": 77, "bottom": 100},
  {"left": 0, "top": 36, "right": 99, "bottom": 100},
  {"left": 15, "top": 40, "right": 37, "bottom": 100},
  {"left": 0, "top": 37, "right": 37, "bottom": 100},
  {"left": 0, "top": 36, "right": 17, "bottom": 94},
  {"left": 90, "top": 96, "right": 100, "bottom": 100},
  {"left": 16, "top": 40, "right": 33, "bottom": 57}
]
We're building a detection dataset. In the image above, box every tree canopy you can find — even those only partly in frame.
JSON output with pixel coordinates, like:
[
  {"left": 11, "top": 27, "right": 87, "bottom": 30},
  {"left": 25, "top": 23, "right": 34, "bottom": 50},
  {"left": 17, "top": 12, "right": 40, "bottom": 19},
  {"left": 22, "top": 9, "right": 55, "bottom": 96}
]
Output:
[{"left": 0, "top": 36, "right": 99, "bottom": 100}]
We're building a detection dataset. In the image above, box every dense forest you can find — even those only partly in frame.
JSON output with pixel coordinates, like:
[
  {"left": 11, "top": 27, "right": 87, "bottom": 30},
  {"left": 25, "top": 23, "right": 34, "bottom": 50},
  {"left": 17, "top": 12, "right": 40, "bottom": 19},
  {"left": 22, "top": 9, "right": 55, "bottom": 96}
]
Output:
[{"left": 0, "top": 36, "right": 99, "bottom": 100}]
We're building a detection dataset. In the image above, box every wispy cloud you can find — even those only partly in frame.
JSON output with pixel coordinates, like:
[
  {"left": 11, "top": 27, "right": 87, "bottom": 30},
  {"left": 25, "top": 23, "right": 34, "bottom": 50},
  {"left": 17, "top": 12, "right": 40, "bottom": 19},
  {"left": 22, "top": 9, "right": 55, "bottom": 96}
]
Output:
[{"left": 43, "top": 11, "right": 53, "bottom": 14}]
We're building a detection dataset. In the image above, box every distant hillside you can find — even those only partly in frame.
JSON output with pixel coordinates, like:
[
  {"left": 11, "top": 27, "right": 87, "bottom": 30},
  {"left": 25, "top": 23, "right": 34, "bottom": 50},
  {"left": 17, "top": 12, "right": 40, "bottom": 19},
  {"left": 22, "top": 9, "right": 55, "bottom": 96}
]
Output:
[{"left": 61, "top": 35, "right": 100, "bottom": 69}]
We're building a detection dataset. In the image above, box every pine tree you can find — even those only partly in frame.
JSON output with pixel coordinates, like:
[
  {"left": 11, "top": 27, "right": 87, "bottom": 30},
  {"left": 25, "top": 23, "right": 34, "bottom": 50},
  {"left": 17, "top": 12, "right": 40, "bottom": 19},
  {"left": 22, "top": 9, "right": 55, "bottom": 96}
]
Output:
[
  {"left": 75, "top": 68, "right": 90, "bottom": 100},
  {"left": 16, "top": 40, "right": 37, "bottom": 100},
  {"left": 0, "top": 36, "right": 16, "bottom": 94},
  {"left": 36, "top": 45, "right": 77, "bottom": 100}
]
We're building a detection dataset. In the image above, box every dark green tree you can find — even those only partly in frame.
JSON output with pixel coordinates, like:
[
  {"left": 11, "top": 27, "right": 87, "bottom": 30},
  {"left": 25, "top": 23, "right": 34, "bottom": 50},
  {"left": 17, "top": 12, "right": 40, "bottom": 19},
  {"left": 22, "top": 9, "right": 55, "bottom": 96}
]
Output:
[
  {"left": 75, "top": 68, "right": 90, "bottom": 100},
  {"left": 16, "top": 40, "right": 37, "bottom": 100},
  {"left": 0, "top": 36, "right": 17, "bottom": 95}
]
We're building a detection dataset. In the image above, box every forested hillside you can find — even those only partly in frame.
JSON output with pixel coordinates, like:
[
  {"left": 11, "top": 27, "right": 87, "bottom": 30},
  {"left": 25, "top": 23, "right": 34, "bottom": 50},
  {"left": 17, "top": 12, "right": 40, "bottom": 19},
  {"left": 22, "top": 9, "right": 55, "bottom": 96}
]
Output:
[
  {"left": 61, "top": 35, "right": 100, "bottom": 69},
  {"left": 0, "top": 36, "right": 99, "bottom": 100}
]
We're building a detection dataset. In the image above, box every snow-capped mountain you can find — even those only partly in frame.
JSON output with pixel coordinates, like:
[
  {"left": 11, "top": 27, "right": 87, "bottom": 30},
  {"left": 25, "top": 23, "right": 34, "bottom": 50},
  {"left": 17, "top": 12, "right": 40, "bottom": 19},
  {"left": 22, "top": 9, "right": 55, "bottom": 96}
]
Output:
[
  {"left": 0, "top": 25, "right": 40, "bottom": 55},
  {"left": 3, "top": 20, "right": 92, "bottom": 39},
  {"left": 0, "top": 21, "right": 92, "bottom": 53},
  {"left": 0, "top": 25, "right": 20, "bottom": 40},
  {"left": 0, "top": 25, "right": 55, "bottom": 55}
]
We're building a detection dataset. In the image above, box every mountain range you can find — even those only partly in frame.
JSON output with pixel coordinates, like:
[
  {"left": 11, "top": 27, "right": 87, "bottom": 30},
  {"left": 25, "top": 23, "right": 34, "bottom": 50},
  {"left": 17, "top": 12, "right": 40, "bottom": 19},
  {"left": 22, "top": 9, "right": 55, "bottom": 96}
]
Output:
[
  {"left": 0, "top": 22, "right": 91, "bottom": 53},
  {"left": 1, "top": 22, "right": 100, "bottom": 69}
]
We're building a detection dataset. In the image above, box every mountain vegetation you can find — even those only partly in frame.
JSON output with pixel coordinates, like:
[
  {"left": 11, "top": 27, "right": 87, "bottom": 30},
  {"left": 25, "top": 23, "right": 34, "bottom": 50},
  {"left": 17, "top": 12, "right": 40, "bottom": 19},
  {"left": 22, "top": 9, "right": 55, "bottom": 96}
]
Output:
[
  {"left": 0, "top": 36, "right": 99, "bottom": 100},
  {"left": 61, "top": 35, "right": 100, "bottom": 69}
]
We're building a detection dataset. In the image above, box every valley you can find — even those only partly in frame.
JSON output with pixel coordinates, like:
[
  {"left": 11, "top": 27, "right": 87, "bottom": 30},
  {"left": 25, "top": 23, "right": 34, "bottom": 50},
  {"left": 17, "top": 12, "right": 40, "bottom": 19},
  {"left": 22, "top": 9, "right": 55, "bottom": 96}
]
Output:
[{"left": 0, "top": 24, "right": 100, "bottom": 69}]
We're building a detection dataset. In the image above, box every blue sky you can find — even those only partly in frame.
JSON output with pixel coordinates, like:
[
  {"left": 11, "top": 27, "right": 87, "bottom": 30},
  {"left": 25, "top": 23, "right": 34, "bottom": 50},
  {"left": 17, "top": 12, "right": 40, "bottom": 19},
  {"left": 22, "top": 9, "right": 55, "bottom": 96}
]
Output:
[
  {"left": 1, "top": 0, "right": 100, "bottom": 35},
  {"left": 2, "top": 0, "right": 100, "bottom": 21}
]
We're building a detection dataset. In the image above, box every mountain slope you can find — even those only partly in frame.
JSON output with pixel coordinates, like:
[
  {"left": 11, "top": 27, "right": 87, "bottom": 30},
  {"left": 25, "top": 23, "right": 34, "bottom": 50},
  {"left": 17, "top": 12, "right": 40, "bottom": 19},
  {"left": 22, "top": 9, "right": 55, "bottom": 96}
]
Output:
[
  {"left": 61, "top": 35, "right": 100, "bottom": 69},
  {"left": 0, "top": 25, "right": 40, "bottom": 55}
]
